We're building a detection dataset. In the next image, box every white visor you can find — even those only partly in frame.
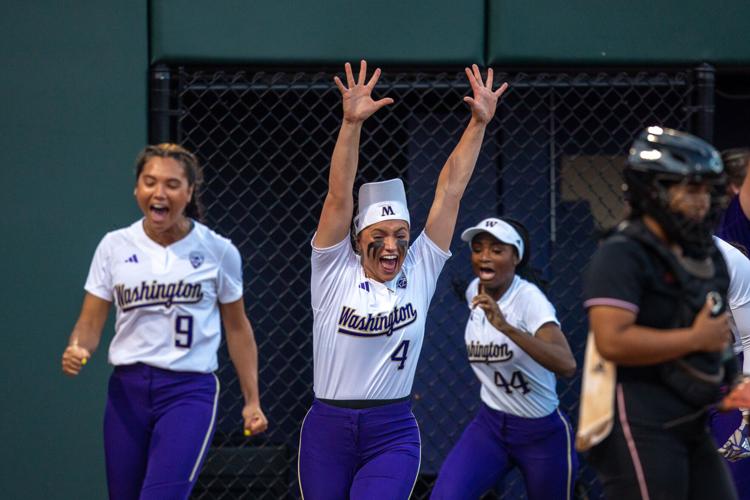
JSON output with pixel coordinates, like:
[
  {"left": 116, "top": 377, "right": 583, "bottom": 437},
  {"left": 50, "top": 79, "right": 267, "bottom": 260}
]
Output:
[
  {"left": 353, "top": 179, "right": 410, "bottom": 233},
  {"left": 460, "top": 217, "right": 524, "bottom": 259}
]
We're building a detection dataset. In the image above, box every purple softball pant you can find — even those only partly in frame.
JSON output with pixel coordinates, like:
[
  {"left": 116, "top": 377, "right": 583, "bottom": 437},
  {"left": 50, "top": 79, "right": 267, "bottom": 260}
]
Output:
[
  {"left": 298, "top": 398, "right": 421, "bottom": 500},
  {"left": 431, "top": 402, "right": 578, "bottom": 500},
  {"left": 103, "top": 363, "right": 219, "bottom": 500}
]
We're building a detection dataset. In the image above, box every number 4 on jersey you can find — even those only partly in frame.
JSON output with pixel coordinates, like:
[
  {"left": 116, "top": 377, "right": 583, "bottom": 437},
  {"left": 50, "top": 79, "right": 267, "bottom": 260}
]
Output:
[
  {"left": 494, "top": 370, "right": 531, "bottom": 395},
  {"left": 391, "top": 340, "right": 410, "bottom": 370}
]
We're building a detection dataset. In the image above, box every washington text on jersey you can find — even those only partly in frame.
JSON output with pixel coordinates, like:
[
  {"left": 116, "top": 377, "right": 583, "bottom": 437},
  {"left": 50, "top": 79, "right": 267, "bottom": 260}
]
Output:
[
  {"left": 114, "top": 280, "right": 204, "bottom": 311},
  {"left": 467, "top": 340, "right": 514, "bottom": 363},
  {"left": 337, "top": 303, "right": 417, "bottom": 337}
]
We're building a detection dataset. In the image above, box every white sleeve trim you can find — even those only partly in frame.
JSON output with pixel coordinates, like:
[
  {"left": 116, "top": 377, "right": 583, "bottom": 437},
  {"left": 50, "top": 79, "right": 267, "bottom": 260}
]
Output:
[
  {"left": 84, "top": 232, "right": 114, "bottom": 302},
  {"left": 418, "top": 230, "right": 452, "bottom": 259},
  {"left": 311, "top": 232, "right": 352, "bottom": 253},
  {"left": 520, "top": 283, "right": 560, "bottom": 336},
  {"left": 217, "top": 241, "right": 244, "bottom": 304},
  {"left": 83, "top": 285, "right": 113, "bottom": 302}
]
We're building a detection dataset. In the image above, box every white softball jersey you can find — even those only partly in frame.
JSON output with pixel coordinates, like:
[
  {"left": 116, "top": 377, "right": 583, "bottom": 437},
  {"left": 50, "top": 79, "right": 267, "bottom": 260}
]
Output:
[
  {"left": 310, "top": 231, "right": 450, "bottom": 400},
  {"left": 85, "top": 219, "right": 244, "bottom": 372},
  {"left": 714, "top": 236, "right": 750, "bottom": 373},
  {"left": 464, "top": 276, "right": 561, "bottom": 418}
]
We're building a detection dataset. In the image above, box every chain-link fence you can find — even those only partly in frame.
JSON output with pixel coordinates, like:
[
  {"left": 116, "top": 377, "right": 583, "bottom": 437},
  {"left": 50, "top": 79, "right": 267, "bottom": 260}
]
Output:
[{"left": 151, "top": 66, "right": 705, "bottom": 499}]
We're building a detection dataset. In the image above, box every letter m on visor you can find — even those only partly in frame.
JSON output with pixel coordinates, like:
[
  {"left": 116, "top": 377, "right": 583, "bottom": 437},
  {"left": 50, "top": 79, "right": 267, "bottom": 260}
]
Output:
[{"left": 381, "top": 205, "right": 395, "bottom": 216}]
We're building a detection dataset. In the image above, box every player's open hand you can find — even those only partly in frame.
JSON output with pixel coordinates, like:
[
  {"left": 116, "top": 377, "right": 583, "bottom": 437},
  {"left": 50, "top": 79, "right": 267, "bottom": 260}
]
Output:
[
  {"left": 61, "top": 340, "right": 91, "bottom": 377},
  {"left": 334, "top": 60, "right": 394, "bottom": 125},
  {"left": 463, "top": 64, "right": 508, "bottom": 125},
  {"left": 242, "top": 403, "right": 268, "bottom": 437},
  {"left": 471, "top": 284, "right": 509, "bottom": 332}
]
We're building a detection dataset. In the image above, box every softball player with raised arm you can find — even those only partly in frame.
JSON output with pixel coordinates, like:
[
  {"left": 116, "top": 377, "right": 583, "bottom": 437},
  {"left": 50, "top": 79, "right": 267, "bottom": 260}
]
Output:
[
  {"left": 431, "top": 217, "right": 578, "bottom": 500},
  {"left": 712, "top": 236, "right": 750, "bottom": 499},
  {"left": 298, "top": 60, "right": 507, "bottom": 500},
  {"left": 61, "top": 144, "right": 267, "bottom": 500}
]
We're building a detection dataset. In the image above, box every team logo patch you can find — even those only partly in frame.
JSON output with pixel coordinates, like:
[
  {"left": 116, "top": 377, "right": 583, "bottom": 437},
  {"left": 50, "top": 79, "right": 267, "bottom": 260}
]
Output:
[
  {"left": 397, "top": 274, "right": 407, "bottom": 289},
  {"left": 189, "top": 251, "right": 204, "bottom": 269}
]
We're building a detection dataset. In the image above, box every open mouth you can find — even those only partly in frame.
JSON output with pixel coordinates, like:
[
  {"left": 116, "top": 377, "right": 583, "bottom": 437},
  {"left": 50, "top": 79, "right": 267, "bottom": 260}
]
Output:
[
  {"left": 150, "top": 204, "right": 169, "bottom": 222},
  {"left": 478, "top": 266, "right": 496, "bottom": 281},
  {"left": 380, "top": 254, "right": 398, "bottom": 274}
]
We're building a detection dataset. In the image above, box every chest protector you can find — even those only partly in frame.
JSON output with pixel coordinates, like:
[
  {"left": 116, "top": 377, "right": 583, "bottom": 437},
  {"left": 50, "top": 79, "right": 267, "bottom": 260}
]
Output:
[{"left": 619, "top": 221, "right": 737, "bottom": 408}]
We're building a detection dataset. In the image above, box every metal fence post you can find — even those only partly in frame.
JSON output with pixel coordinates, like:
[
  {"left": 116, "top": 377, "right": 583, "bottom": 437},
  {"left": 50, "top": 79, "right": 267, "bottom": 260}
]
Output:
[
  {"left": 150, "top": 64, "right": 172, "bottom": 144},
  {"left": 694, "top": 63, "right": 716, "bottom": 143}
]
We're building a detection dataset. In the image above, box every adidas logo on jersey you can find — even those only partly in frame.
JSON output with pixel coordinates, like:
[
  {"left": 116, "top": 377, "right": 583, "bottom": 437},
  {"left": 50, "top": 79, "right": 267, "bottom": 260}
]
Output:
[
  {"left": 359, "top": 282, "right": 370, "bottom": 292},
  {"left": 125, "top": 254, "right": 139, "bottom": 263}
]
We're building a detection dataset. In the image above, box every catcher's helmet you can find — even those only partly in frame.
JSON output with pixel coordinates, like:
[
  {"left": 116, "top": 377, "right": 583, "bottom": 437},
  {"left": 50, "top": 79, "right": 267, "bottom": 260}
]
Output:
[{"left": 624, "top": 126, "right": 725, "bottom": 258}]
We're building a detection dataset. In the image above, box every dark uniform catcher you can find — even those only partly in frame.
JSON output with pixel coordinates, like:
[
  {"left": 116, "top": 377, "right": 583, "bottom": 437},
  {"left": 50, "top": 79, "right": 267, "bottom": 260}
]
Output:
[{"left": 583, "top": 127, "right": 738, "bottom": 499}]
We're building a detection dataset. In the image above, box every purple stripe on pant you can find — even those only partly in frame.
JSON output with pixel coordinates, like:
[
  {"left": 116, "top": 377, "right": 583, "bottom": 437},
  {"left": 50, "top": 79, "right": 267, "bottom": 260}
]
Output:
[
  {"left": 103, "top": 363, "right": 219, "bottom": 500},
  {"left": 431, "top": 402, "right": 578, "bottom": 500},
  {"left": 709, "top": 352, "right": 750, "bottom": 500},
  {"left": 298, "top": 399, "right": 421, "bottom": 500}
]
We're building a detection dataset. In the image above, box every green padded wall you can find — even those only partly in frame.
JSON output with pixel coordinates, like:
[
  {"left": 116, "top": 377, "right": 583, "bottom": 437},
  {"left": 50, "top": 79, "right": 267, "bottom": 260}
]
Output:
[
  {"left": 0, "top": 2, "right": 147, "bottom": 498},
  {"left": 150, "top": 0, "right": 485, "bottom": 65},
  {"left": 488, "top": 0, "right": 750, "bottom": 65}
]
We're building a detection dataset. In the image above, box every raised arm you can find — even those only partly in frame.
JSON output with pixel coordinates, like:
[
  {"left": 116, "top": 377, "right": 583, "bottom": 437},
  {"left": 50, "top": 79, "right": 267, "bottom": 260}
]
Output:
[
  {"left": 313, "top": 60, "right": 394, "bottom": 248},
  {"left": 424, "top": 65, "right": 508, "bottom": 251}
]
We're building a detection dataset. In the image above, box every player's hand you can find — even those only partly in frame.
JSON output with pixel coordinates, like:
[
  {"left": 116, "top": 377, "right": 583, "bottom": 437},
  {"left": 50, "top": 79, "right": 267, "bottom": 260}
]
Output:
[
  {"left": 689, "top": 295, "right": 731, "bottom": 353},
  {"left": 463, "top": 64, "right": 508, "bottom": 125},
  {"left": 334, "top": 60, "right": 394, "bottom": 124},
  {"left": 61, "top": 340, "right": 91, "bottom": 377},
  {"left": 471, "top": 284, "right": 509, "bottom": 331},
  {"left": 242, "top": 403, "right": 268, "bottom": 437}
]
